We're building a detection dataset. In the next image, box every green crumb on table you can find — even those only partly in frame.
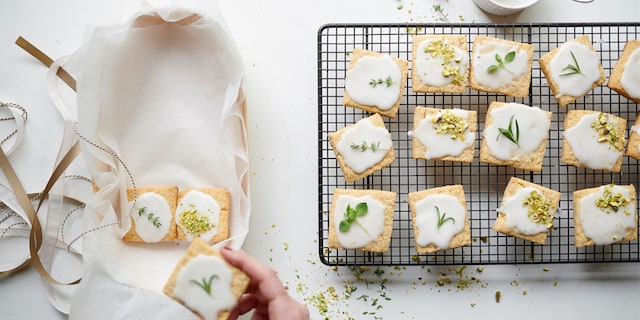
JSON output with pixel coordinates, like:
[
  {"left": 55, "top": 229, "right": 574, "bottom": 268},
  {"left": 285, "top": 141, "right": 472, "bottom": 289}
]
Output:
[
  {"left": 522, "top": 289, "right": 528, "bottom": 295},
  {"left": 495, "top": 291, "right": 502, "bottom": 303},
  {"left": 471, "top": 302, "right": 476, "bottom": 308},
  {"left": 543, "top": 267, "right": 549, "bottom": 272},
  {"left": 553, "top": 280, "right": 558, "bottom": 287},
  {"left": 476, "top": 267, "right": 484, "bottom": 273},
  {"left": 397, "top": 4, "right": 403, "bottom": 10}
]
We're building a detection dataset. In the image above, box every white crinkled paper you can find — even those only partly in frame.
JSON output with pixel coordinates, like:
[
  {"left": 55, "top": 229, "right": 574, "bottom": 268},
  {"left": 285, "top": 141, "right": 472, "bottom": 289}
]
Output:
[{"left": 65, "top": 1, "right": 250, "bottom": 318}]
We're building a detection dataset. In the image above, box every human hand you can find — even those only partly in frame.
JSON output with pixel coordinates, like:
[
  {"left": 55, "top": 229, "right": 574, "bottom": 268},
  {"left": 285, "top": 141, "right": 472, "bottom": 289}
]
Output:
[{"left": 221, "top": 247, "right": 309, "bottom": 320}]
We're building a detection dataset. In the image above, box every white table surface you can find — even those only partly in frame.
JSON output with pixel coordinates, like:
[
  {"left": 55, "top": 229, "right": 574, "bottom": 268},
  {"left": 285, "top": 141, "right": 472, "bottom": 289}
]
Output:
[{"left": 1, "top": 0, "right": 639, "bottom": 319}]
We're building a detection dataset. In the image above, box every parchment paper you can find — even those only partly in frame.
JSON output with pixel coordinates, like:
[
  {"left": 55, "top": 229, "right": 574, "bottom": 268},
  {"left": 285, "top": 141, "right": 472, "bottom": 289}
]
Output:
[{"left": 64, "top": 1, "right": 250, "bottom": 318}]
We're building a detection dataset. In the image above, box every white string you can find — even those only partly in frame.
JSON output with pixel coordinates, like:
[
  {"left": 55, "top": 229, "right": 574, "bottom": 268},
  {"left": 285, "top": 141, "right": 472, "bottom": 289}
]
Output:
[{"left": 66, "top": 122, "right": 138, "bottom": 250}]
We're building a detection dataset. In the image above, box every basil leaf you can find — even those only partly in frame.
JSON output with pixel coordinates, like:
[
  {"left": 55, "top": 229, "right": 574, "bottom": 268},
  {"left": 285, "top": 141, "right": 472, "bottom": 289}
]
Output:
[{"left": 504, "top": 51, "right": 516, "bottom": 63}]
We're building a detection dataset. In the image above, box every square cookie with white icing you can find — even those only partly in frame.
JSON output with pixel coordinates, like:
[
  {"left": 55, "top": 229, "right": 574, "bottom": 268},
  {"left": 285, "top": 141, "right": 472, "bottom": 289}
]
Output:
[
  {"left": 163, "top": 238, "right": 249, "bottom": 320},
  {"left": 625, "top": 112, "right": 640, "bottom": 160},
  {"left": 479, "top": 101, "right": 551, "bottom": 172},
  {"left": 343, "top": 48, "right": 409, "bottom": 118},
  {"left": 124, "top": 186, "right": 178, "bottom": 243},
  {"left": 493, "top": 177, "right": 561, "bottom": 245},
  {"left": 328, "top": 113, "right": 395, "bottom": 182},
  {"left": 412, "top": 34, "right": 469, "bottom": 93},
  {"left": 176, "top": 188, "right": 231, "bottom": 243},
  {"left": 408, "top": 185, "right": 471, "bottom": 254},
  {"left": 562, "top": 110, "right": 626, "bottom": 172},
  {"left": 411, "top": 107, "right": 476, "bottom": 163},
  {"left": 573, "top": 184, "right": 637, "bottom": 247},
  {"left": 539, "top": 35, "right": 606, "bottom": 107},
  {"left": 469, "top": 35, "right": 534, "bottom": 98},
  {"left": 607, "top": 40, "right": 640, "bottom": 103},
  {"left": 328, "top": 188, "right": 396, "bottom": 253}
]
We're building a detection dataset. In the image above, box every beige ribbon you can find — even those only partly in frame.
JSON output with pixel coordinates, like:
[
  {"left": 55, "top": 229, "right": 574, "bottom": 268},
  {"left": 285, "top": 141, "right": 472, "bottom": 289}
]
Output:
[{"left": 0, "top": 36, "right": 82, "bottom": 284}]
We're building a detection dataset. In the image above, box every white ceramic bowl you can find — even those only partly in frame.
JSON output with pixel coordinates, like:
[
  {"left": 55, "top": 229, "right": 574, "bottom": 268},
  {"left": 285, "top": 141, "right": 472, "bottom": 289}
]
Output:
[{"left": 473, "top": 0, "right": 541, "bottom": 16}]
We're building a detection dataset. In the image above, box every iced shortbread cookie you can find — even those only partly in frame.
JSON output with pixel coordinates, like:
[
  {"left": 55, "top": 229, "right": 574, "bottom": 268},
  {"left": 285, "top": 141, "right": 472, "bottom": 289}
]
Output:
[
  {"left": 328, "top": 113, "right": 395, "bottom": 182},
  {"left": 469, "top": 35, "right": 534, "bottom": 98},
  {"left": 124, "top": 186, "right": 178, "bottom": 243},
  {"left": 410, "top": 107, "right": 476, "bottom": 162},
  {"left": 480, "top": 102, "right": 551, "bottom": 171},
  {"left": 562, "top": 110, "right": 626, "bottom": 172},
  {"left": 573, "top": 184, "right": 637, "bottom": 247},
  {"left": 493, "top": 177, "right": 561, "bottom": 245},
  {"left": 163, "top": 239, "right": 249, "bottom": 320},
  {"left": 328, "top": 188, "right": 396, "bottom": 252},
  {"left": 344, "top": 48, "right": 409, "bottom": 118},
  {"left": 539, "top": 35, "right": 606, "bottom": 106},
  {"left": 412, "top": 34, "right": 469, "bottom": 93},
  {"left": 408, "top": 185, "right": 471, "bottom": 253},
  {"left": 176, "top": 188, "right": 231, "bottom": 243},
  {"left": 608, "top": 40, "right": 640, "bottom": 103}
]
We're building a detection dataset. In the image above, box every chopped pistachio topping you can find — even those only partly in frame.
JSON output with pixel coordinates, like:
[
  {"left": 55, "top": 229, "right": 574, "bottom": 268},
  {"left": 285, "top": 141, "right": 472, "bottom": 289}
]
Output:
[
  {"left": 179, "top": 207, "right": 211, "bottom": 234},
  {"left": 595, "top": 185, "right": 633, "bottom": 215},
  {"left": 424, "top": 40, "right": 464, "bottom": 84},
  {"left": 522, "top": 190, "right": 553, "bottom": 228},
  {"left": 433, "top": 110, "right": 468, "bottom": 141},
  {"left": 591, "top": 112, "right": 623, "bottom": 150}
]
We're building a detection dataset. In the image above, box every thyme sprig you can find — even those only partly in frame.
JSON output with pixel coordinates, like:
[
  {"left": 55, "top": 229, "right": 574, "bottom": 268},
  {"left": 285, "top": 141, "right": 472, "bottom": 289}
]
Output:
[
  {"left": 432, "top": 4, "right": 450, "bottom": 22},
  {"left": 190, "top": 274, "right": 219, "bottom": 296},
  {"left": 496, "top": 115, "right": 520, "bottom": 148},
  {"left": 339, "top": 202, "right": 369, "bottom": 234},
  {"left": 487, "top": 51, "right": 516, "bottom": 74},
  {"left": 138, "top": 207, "right": 162, "bottom": 228},
  {"left": 369, "top": 76, "right": 393, "bottom": 88},
  {"left": 559, "top": 51, "right": 582, "bottom": 76},
  {"left": 435, "top": 206, "right": 455, "bottom": 231},
  {"left": 350, "top": 140, "right": 384, "bottom": 152}
]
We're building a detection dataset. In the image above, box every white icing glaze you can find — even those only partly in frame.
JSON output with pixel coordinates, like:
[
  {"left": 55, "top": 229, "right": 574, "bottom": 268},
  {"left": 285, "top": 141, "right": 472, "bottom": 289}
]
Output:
[
  {"left": 497, "top": 187, "right": 551, "bottom": 235},
  {"left": 482, "top": 103, "right": 549, "bottom": 160},
  {"left": 414, "top": 194, "right": 466, "bottom": 249},
  {"left": 334, "top": 195, "right": 386, "bottom": 249},
  {"left": 129, "top": 192, "right": 172, "bottom": 243},
  {"left": 173, "top": 255, "right": 235, "bottom": 320},
  {"left": 620, "top": 48, "right": 640, "bottom": 99},
  {"left": 344, "top": 55, "right": 402, "bottom": 110},
  {"left": 413, "top": 109, "right": 474, "bottom": 159},
  {"left": 176, "top": 190, "right": 221, "bottom": 241},
  {"left": 415, "top": 39, "right": 469, "bottom": 87},
  {"left": 473, "top": 41, "right": 529, "bottom": 88},
  {"left": 579, "top": 185, "right": 636, "bottom": 245},
  {"left": 336, "top": 117, "right": 393, "bottom": 173},
  {"left": 549, "top": 40, "right": 601, "bottom": 97},
  {"left": 563, "top": 113, "right": 620, "bottom": 170}
]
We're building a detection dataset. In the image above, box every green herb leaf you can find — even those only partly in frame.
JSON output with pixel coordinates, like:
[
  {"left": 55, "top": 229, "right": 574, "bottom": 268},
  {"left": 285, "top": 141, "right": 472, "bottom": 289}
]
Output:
[
  {"left": 559, "top": 50, "right": 583, "bottom": 77},
  {"left": 369, "top": 76, "right": 393, "bottom": 88},
  {"left": 504, "top": 51, "right": 516, "bottom": 63},
  {"left": 496, "top": 115, "right": 520, "bottom": 148},
  {"left": 435, "top": 206, "right": 455, "bottom": 231},
  {"left": 356, "top": 202, "right": 368, "bottom": 216},
  {"left": 189, "top": 274, "right": 219, "bottom": 296},
  {"left": 350, "top": 140, "right": 384, "bottom": 152},
  {"left": 487, "top": 51, "right": 516, "bottom": 75},
  {"left": 339, "top": 202, "right": 369, "bottom": 234},
  {"left": 339, "top": 220, "right": 351, "bottom": 232},
  {"left": 137, "top": 206, "right": 162, "bottom": 228}
]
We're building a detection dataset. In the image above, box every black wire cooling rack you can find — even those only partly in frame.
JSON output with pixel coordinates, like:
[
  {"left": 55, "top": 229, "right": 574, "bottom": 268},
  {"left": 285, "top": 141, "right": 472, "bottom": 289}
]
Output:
[{"left": 317, "top": 23, "right": 640, "bottom": 266}]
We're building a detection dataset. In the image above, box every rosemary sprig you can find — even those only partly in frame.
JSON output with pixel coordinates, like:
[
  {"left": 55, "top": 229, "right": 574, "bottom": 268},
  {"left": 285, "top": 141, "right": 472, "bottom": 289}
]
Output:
[
  {"left": 350, "top": 140, "right": 383, "bottom": 152},
  {"left": 339, "top": 202, "right": 369, "bottom": 234},
  {"left": 138, "top": 207, "right": 162, "bottom": 228},
  {"left": 559, "top": 51, "right": 582, "bottom": 76},
  {"left": 369, "top": 76, "right": 393, "bottom": 88},
  {"left": 435, "top": 206, "right": 455, "bottom": 231},
  {"left": 487, "top": 51, "right": 516, "bottom": 74},
  {"left": 189, "top": 274, "right": 219, "bottom": 296},
  {"left": 496, "top": 115, "right": 520, "bottom": 148}
]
